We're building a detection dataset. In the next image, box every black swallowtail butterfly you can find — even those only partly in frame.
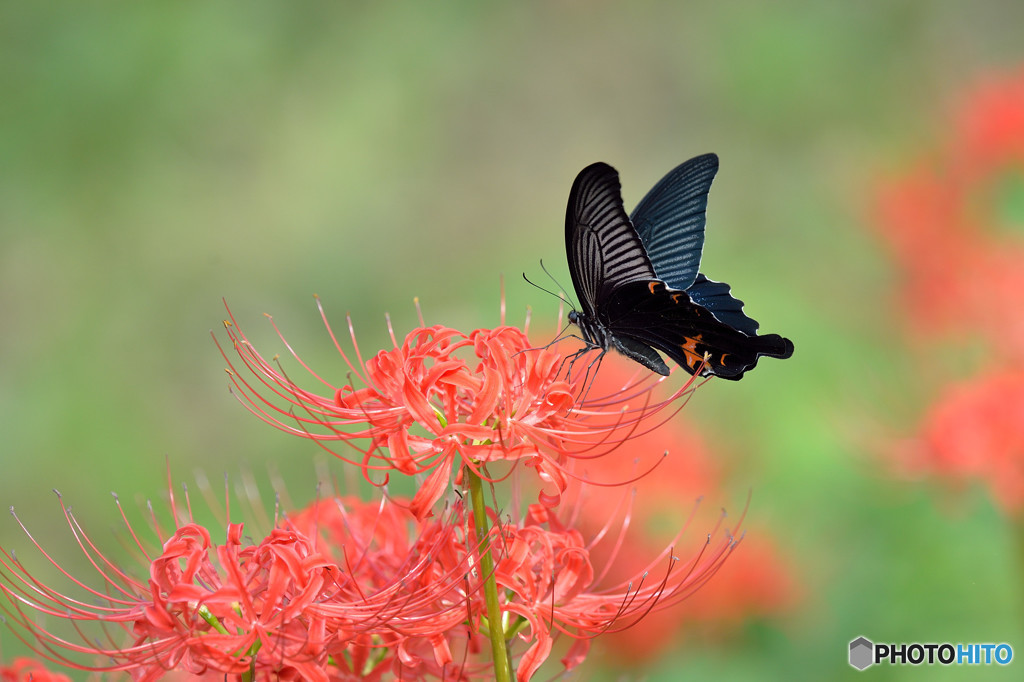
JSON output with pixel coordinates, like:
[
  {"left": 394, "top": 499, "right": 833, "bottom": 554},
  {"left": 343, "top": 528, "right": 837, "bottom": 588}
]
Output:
[{"left": 565, "top": 154, "right": 794, "bottom": 379}]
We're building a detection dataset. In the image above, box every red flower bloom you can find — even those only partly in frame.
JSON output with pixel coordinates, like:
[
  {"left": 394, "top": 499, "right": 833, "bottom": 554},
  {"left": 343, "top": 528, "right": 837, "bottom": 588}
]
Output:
[
  {"left": 490, "top": 498, "right": 738, "bottom": 681},
  {"left": 899, "top": 370, "right": 1024, "bottom": 516},
  {"left": 1, "top": 462, "right": 739, "bottom": 681},
  {"left": 0, "top": 480, "right": 488, "bottom": 681},
  {"left": 217, "top": 299, "right": 699, "bottom": 519},
  {"left": 544, "top": 356, "right": 797, "bottom": 662},
  {"left": 0, "top": 658, "right": 71, "bottom": 682}
]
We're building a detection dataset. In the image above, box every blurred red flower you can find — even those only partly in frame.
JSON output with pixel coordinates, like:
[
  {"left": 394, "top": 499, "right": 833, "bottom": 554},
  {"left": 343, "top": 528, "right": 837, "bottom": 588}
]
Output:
[
  {"left": 0, "top": 658, "right": 71, "bottom": 682},
  {"left": 874, "top": 67, "right": 1024, "bottom": 362},
  {"left": 953, "top": 66, "right": 1024, "bottom": 179},
  {"left": 899, "top": 370, "right": 1024, "bottom": 516},
  {"left": 875, "top": 68, "right": 1024, "bottom": 517}
]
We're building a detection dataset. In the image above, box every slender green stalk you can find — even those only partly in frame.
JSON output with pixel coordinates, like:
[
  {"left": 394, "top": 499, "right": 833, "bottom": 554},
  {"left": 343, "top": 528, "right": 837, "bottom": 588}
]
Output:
[
  {"left": 198, "top": 605, "right": 257, "bottom": 680},
  {"left": 467, "top": 465, "right": 513, "bottom": 682},
  {"left": 1016, "top": 517, "right": 1024, "bottom": 624}
]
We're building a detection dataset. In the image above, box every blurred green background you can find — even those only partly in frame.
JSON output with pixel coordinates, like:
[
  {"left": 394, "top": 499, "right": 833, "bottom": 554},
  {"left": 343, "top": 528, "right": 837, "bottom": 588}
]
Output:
[{"left": 2, "top": 2, "right": 1023, "bottom": 680}]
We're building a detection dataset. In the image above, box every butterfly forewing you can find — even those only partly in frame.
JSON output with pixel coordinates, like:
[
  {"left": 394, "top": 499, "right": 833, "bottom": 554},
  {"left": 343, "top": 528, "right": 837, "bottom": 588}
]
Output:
[
  {"left": 566, "top": 163, "right": 657, "bottom": 317},
  {"left": 630, "top": 153, "right": 719, "bottom": 292}
]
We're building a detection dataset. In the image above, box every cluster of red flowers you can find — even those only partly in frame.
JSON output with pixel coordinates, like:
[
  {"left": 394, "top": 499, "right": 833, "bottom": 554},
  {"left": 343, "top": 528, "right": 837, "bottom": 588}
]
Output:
[
  {"left": 875, "top": 67, "right": 1024, "bottom": 515},
  {"left": 217, "top": 299, "right": 696, "bottom": 520},
  {"left": 1, "top": 298, "right": 749, "bottom": 680},
  {"left": 1, "top": 477, "right": 736, "bottom": 679}
]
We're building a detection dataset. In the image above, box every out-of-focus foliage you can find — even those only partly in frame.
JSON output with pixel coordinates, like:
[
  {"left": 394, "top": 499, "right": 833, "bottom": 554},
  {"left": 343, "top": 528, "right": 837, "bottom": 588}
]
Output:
[{"left": 2, "top": 2, "right": 1023, "bottom": 679}]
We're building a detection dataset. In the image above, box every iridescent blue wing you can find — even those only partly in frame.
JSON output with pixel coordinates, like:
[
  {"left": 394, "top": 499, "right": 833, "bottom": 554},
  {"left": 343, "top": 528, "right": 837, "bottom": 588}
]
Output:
[
  {"left": 565, "top": 162, "right": 657, "bottom": 318},
  {"left": 629, "top": 153, "right": 718, "bottom": 292},
  {"left": 685, "top": 273, "right": 761, "bottom": 337}
]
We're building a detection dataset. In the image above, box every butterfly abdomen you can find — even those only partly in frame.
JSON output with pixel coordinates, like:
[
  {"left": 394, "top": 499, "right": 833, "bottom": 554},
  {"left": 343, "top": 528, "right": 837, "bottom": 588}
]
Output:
[{"left": 569, "top": 309, "right": 672, "bottom": 376}]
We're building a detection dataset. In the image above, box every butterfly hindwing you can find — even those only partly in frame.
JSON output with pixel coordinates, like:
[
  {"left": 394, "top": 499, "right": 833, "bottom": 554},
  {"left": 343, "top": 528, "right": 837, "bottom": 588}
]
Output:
[
  {"left": 685, "top": 273, "right": 761, "bottom": 337},
  {"left": 600, "top": 280, "right": 794, "bottom": 380},
  {"left": 630, "top": 153, "right": 719, "bottom": 292}
]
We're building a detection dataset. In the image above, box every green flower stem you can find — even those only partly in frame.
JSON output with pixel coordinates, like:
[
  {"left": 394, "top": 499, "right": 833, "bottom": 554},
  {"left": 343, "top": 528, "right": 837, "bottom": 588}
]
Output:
[
  {"left": 198, "top": 605, "right": 258, "bottom": 680},
  {"left": 467, "top": 465, "right": 513, "bottom": 682},
  {"left": 1016, "top": 516, "right": 1024, "bottom": 622}
]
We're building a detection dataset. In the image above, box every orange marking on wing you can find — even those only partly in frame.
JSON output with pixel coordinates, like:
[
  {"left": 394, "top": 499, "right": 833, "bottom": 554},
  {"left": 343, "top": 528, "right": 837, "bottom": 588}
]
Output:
[
  {"left": 648, "top": 281, "right": 659, "bottom": 294},
  {"left": 679, "top": 334, "right": 705, "bottom": 370}
]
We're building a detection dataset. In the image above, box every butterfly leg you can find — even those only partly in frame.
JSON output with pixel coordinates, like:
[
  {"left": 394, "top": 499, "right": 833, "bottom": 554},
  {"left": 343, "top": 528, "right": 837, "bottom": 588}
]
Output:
[{"left": 571, "top": 347, "right": 608, "bottom": 407}]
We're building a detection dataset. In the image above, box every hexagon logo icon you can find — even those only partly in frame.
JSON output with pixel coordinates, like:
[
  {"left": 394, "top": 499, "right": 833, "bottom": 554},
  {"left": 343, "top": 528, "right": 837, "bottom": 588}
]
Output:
[{"left": 849, "top": 636, "right": 874, "bottom": 670}]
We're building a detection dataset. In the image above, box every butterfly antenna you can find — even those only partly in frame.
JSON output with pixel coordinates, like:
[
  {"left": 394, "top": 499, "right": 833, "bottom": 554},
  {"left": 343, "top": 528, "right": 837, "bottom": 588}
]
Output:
[
  {"left": 538, "top": 259, "right": 575, "bottom": 309},
  {"left": 522, "top": 271, "right": 574, "bottom": 310}
]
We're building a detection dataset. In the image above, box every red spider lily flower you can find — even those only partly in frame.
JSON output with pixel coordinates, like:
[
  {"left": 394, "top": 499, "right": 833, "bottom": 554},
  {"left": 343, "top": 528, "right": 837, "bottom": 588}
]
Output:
[
  {"left": 496, "top": 501, "right": 740, "bottom": 681},
  {"left": 0, "top": 657, "right": 71, "bottom": 682},
  {"left": 0, "top": 480, "right": 492, "bottom": 681},
  {"left": 216, "top": 299, "right": 699, "bottom": 519},
  {"left": 1, "top": 469, "right": 740, "bottom": 681},
  {"left": 286, "top": 486, "right": 738, "bottom": 680},
  {"left": 538, "top": 356, "right": 796, "bottom": 662},
  {"left": 898, "top": 370, "right": 1024, "bottom": 516}
]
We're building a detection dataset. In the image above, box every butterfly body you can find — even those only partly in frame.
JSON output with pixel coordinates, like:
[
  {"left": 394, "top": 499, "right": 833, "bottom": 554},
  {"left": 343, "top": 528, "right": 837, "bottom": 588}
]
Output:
[
  {"left": 565, "top": 155, "right": 794, "bottom": 380},
  {"left": 568, "top": 307, "right": 670, "bottom": 375}
]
